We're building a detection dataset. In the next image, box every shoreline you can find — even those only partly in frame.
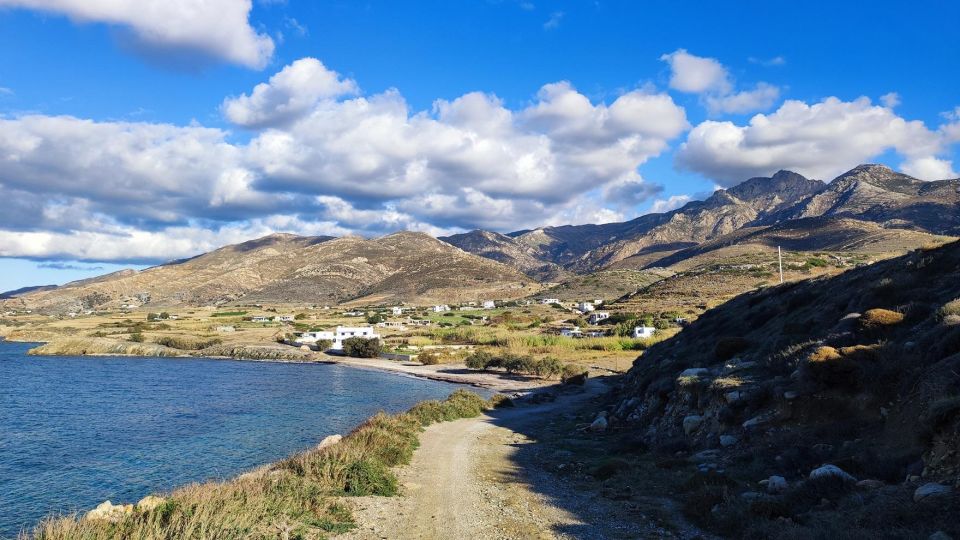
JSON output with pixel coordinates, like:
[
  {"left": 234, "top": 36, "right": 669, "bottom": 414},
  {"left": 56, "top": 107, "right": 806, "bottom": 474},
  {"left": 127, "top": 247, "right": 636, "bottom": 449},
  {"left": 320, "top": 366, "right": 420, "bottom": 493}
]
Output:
[{"left": 0, "top": 335, "right": 551, "bottom": 395}]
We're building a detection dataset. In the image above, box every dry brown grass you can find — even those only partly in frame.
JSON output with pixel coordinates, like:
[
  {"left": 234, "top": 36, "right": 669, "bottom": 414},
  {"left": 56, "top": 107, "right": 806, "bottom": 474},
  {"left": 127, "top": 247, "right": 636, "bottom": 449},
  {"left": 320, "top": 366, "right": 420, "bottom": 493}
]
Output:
[{"left": 860, "top": 308, "right": 905, "bottom": 328}]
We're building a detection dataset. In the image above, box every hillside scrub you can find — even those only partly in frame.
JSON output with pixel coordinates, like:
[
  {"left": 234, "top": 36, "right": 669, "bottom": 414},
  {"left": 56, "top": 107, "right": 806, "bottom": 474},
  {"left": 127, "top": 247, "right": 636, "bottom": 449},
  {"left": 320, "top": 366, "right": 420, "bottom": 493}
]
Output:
[
  {"left": 23, "top": 390, "right": 496, "bottom": 540},
  {"left": 153, "top": 335, "right": 223, "bottom": 350},
  {"left": 463, "top": 350, "right": 569, "bottom": 379},
  {"left": 605, "top": 240, "right": 960, "bottom": 538}
]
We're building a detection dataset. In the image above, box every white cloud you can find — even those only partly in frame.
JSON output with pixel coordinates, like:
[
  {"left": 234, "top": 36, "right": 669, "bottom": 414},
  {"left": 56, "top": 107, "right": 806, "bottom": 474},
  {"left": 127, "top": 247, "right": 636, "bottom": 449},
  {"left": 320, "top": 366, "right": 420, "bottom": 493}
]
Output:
[
  {"left": 0, "top": 86, "right": 13, "bottom": 95},
  {"left": 901, "top": 156, "right": 957, "bottom": 180},
  {"left": 543, "top": 11, "right": 563, "bottom": 29},
  {"left": 880, "top": 92, "right": 901, "bottom": 108},
  {"left": 660, "top": 49, "right": 732, "bottom": 94},
  {"left": 748, "top": 56, "right": 786, "bottom": 67},
  {"left": 661, "top": 49, "right": 779, "bottom": 116},
  {"left": 0, "top": 59, "right": 689, "bottom": 261},
  {"left": 705, "top": 83, "right": 780, "bottom": 115},
  {"left": 0, "top": 0, "right": 274, "bottom": 69},
  {"left": 648, "top": 194, "right": 692, "bottom": 213},
  {"left": 222, "top": 58, "right": 358, "bottom": 128},
  {"left": 676, "top": 96, "right": 955, "bottom": 184}
]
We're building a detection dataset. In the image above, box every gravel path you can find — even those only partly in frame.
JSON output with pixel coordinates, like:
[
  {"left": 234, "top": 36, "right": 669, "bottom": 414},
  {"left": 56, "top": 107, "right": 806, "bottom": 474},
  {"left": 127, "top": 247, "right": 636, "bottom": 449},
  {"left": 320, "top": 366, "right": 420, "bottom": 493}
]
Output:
[{"left": 340, "top": 381, "right": 681, "bottom": 539}]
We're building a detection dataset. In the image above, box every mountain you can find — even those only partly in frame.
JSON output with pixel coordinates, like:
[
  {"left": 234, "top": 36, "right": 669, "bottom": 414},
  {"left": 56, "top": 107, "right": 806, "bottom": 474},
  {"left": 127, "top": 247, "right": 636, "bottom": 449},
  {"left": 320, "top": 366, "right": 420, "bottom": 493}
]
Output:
[
  {"left": 762, "top": 164, "right": 960, "bottom": 234},
  {"left": 439, "top": 230, "right": 571, "bottom": 282},
  {"left": 3, "top": 232, "right": 538, "bottom": 313},
  {"left": 446, "top": 165, "right": 959, "bottom": 275}
]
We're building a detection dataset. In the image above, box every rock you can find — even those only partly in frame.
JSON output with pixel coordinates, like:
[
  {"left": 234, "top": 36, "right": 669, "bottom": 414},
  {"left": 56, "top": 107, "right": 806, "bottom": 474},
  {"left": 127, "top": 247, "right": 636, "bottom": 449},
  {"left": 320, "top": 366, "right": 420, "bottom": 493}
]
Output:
[
  {"left": 724, "top": 391, "right": 743, "bottom": 404},
  {"left": 767, "top": 475, "right": 788, "bottom": 494},
  {"left": 809, "top": 464, "right": 856, "bottom": 483},
  {"left": 740, "top": 491, "right": 764, "bottom": 500},
  {"left": 589, "top": 415, "right": 608, "bottom": 432},
  {"left": 316, "top": 434, "right": 343, "bottom": 450},
  {"left": 719, "top": 435, "right": 738, "bottom": 447},
  {"left": 691, "top": 449, "right": 722, "bottom": 463},
  {"left": 783, "top": 391, "right": 799, "bottom": 400},
  {"left": 929, "top": 531, "right": 953, "bottom": 540},
  {"left": 914, "top": 482, "right": 953, "bottom": 502},
  {"left": 679, "top": 368, "right": 710, "bottom": 378},
  {"left": 683, "top": 415, "right": 703, "bottom": 435},
  {"left": 136, "top": 495, "right": 165, "bottom": 512},
  {"left": 85, "top": 500, "right": 133, "bottom": 522},
  {"left": 856, "top": 479, "right": 884, "bottom": 490},
  {"left": 724, "top": 360, "right": 757, "bottom": 373},
  {"left": 742, "top": 415, "right": 768, "bottom": 428}
]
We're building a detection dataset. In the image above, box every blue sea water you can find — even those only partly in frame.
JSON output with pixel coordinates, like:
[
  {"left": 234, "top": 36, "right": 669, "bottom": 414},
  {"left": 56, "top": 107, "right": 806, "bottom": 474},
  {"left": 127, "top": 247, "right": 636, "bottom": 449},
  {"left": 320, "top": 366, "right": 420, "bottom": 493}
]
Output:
[{"left": 0, "top": 341, "right": 475, "bottom": 537}]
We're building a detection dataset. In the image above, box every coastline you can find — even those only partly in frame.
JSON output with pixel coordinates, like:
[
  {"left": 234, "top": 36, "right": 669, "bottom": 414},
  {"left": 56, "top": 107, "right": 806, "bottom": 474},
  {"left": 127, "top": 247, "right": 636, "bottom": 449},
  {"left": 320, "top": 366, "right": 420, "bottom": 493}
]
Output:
[{"left": 0, "top": 334, "right": 551, "bottom": 395}]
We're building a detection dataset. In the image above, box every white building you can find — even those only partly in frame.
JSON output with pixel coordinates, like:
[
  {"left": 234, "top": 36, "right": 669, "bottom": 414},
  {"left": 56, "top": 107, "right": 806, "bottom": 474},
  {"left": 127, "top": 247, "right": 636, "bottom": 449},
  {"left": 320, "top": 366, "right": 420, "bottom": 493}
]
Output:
[
  {"left": 588, "top": 311, "right": 610, "bottom": 324},
  {"left": 541, "top": 298, "right": 561, "bottom": 305},
  {"left": 296, "top": 326, "right": 380, "bottom": 351},
  {"left": 482, "top": 300, "right": 496, "bottom": 309},
  {"left": 576, "top": 301, "right": 595, "bottom": 313},
  {"left": 251, "top": 316, "right": 271, "bottom": 323},
  {"left": 560, "top": 326, "right": 582, "bottom": 337},
  {"left": 432, "top": 305, "right": 451, "bottom": 313},
  {"left": 274, "top": 315, "right": 294, "bottom": 322},
  {"left": 633, "top": 326, "right": 656, "bottom": 339},
  {"left": 391, "top": 306, "right": 403, "bottom": 316}
]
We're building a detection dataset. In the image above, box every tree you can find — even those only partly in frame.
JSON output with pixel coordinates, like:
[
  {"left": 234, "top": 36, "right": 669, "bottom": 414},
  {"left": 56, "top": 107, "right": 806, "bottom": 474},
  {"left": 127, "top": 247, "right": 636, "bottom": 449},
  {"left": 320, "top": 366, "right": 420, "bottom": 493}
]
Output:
[
  {"left": 465, "top": 350, "right": 494, "bottom": 370},
  {"left": 342, "top": 337, "right": 383, "bottom": 358},
  {"left": 159, "top": 312, "right": 170, "bottom": 320},
  {"left": 366, "top": 313, "right": 386, "bottom": 324}
]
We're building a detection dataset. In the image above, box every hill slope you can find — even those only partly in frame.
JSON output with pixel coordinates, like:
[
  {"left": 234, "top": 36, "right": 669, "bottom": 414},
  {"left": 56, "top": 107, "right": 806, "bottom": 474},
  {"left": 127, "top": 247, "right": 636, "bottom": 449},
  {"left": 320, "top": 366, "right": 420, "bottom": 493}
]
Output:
[
  {"left": 3, "top": 232, "right": 537, "bottom": 313},
  {"left": 600, "top": 240, "right": 960, "bottom": 536}
]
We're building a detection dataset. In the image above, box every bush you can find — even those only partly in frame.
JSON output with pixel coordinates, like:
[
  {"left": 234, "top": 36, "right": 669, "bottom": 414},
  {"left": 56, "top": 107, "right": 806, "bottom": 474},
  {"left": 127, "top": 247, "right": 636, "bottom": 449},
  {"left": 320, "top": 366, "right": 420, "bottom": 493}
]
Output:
[
  {"left": 532, "top": 356, "right": 565, "bottom": 379},
  {"left": 465, "top": 350, "right": 494, "bottom": 369},
  {"left": 366, "top": 313, "right": 386, "bottom": 324},
  {"left": 129, "top": 332, "right": 144, "bottom": 343},
  {"left": 154, "top": 336, "right": 223, "bottom": 350},
  {"left": 417, "top": 350, "right": 443, "bottom": 365},
  {"left": 343, "top": 459, "right": 398, "bottom": 496},
  {"left": 502, "top": 354, "right": 536, "bottom": 374},
  {"left": 342, "top": 337, "right": 383, "bottom": 358}
]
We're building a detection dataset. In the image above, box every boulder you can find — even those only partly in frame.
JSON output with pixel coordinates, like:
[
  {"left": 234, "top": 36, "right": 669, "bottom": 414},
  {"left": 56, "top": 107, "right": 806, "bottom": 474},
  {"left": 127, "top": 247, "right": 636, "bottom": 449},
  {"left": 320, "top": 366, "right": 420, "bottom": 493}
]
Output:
[
  {"left": 85, "top": 500, "right": 133, "bottom": 523},
  {"left": 719, "top": 435, "right": 738, "bottom": 447},
  {"left": 767, "top": 475, "right": 788, "bottom": 494},
  {"left": 914, "top": 483, "right": 953, "bottom": 502},
  {"left": 316, "top": 434, "right": 343, "bottom": 450},
  {"left": 742, "top": 415, "right": 768, "bottom": 429},
  {"left": 679, "top": 368, "right": 710, "bottom": 378},
  {"left": 589, "top": 415, "right": 608, "bottom": 432},
  {"left": 809, "top": 464, "right": 856, "bottom": 483},
  {"left": 683, "top": 415, "right": 703, "bottom": 435},
  {"left": 929, "top": 531, "right": 954, "bottom": 540},
  {"left": 136, "top": 495, "right": 165, "bottom": 512}
]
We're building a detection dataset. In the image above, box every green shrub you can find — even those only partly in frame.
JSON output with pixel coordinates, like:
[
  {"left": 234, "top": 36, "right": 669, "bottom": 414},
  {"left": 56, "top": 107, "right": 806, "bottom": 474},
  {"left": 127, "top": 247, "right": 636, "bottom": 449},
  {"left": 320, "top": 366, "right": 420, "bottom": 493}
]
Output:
[
  {"left": 464, "top": 350, "right": 494, "bottom": 369},
  {"left": 344, "top": 459, "right": 397, "bottom": 496},
  {"left": 154, "top": 336, "right": 222, "bottom": 350},
  {"left": 129, "top": 332, "right": 144, "bottom": 343},
  {"left": 417, "top": 350, "right": 443, "bottom": 365},
  {"left": 342, "top": 337, "right": 383, "bottom": 358},
  {"left": 532, "top": 356, "right": 565, "bottom": 379}
]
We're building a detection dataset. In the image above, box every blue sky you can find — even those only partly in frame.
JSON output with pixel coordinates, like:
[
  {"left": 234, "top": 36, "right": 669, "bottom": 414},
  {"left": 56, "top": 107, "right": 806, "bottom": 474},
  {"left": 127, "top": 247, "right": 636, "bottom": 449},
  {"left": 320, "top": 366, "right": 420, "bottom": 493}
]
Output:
[{"left": 0, "top": 0, "right": 958, "bottom": 291}]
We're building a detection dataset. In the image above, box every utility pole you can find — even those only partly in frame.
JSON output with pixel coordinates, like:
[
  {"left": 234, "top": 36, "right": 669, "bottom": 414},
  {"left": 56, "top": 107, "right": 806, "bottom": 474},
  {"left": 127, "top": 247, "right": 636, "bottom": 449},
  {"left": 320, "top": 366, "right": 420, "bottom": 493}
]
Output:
[{"left": 778, "top": 246, "right": 784, "bottom": 284}]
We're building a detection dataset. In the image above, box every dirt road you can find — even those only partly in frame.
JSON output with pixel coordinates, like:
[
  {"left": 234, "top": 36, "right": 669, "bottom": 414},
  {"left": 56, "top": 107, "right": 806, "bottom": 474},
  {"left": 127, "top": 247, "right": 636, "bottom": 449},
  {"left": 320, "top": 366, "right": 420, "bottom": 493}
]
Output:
[{"left": 340, "top": 381, "right": 679, "bottom": 539}]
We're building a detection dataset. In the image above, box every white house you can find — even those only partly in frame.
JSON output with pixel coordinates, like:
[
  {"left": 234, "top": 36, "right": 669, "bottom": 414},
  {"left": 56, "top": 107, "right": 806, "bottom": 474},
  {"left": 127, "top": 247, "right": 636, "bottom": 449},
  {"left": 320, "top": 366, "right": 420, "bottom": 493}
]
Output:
[
  {"left": 296, "top": 326, "right": 380, "bottom": 351},
  {"left": 588, "top": 311, "right": 610, "bottom": 324},
  {"left": 576, "top": 301, "right": 595, "bottom": 313},
  {"left": 559, "top": 326, "right": 582, "bottom": 337},
  {"left": 251, "top": 316, "right": 271, "bottom": 323},
  {"left": 482, "top": 300, "right": 496, "bottom": 309},
  {"left": 432, "top": 305, "right": 451, "bottom": 313},
  {"left": 275, "top": 315, "right": 294, "bottom": 322},
  {"left": 541, "top": 298, "right": 561, "bottom": 305},
  {"left": 391, "top": 306, "right": 403, "bottom": 316},
  {"left": 633, "top": 326, "right": 656, "bottom": 339}
]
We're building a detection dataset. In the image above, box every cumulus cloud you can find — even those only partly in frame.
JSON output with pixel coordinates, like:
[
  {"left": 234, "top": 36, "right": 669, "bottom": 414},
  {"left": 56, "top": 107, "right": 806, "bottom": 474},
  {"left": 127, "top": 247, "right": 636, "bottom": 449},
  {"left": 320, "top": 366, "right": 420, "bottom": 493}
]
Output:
[
  {"left": 648, "top": 194, "right": 692, "bottom": 214},
  {"left": 880, "top": 92, "right": 901, "bottom": 108},
  {"left": 660, "top": 49, "right": 732, "bottom": 94},
  {"left": 0, "top": 0, "right": 274, "bottom": 68},
  {"left": 705, "top": 83, "right": 780, "bottom": 115},
  {"left": 676, "top": 96, "right": 956, "bottom": 184},
  {"left": 0, "top": 59, "right": 688, "bottom": 261},
  {"left": 223, "top": 58, "right": 358, "bottom": 128},
  {"left": 661, "top": 49, "right": 780, "bottom": 116}
]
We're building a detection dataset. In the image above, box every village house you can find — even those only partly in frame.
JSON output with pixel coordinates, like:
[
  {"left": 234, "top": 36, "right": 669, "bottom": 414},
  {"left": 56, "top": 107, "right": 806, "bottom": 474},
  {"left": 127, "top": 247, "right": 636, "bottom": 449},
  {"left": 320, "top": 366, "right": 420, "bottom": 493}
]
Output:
[
  {"left": 391, "top": 306, "right": 403, "bottom": 316},
  {"left": 250, "top": 316, "right": 271, "bottom": 323},
  {"left": 432, "top": 305, "right": 451, "bottom": 313},
  {"left": 559, "top": 326, "right": 583, "bottom": 338},
  {"left": 585, "top": 330, "right": 607, "bottom": 338},
  {"left": 376, "top": 321, "right": 406, "bottom": 330},
  {"left": 274, "top": 315, "right": 294, "bottom": 322},
  {"left": 588, "top": 311, "right": 610, "bottom": 324},
  {"left": 215, "top": 325, "right": 236, "bottom": 333},
  {"left": 633, "top": 326, "right": 656, "bottom": 339},
  {"left": 540, "top": 298, "right": 561, "bottom": 305},
  {"left": 407, "top": 318, "right": 432, "bottom": 326},
  {"left": 296, "top": 326, "right": 380, "bottom": 351},
  {"left": 482, "top": 300, "right": 496, "bottom": 309},
  {"left": 576, "top": 301, "right": 595, "bottom": 313}
]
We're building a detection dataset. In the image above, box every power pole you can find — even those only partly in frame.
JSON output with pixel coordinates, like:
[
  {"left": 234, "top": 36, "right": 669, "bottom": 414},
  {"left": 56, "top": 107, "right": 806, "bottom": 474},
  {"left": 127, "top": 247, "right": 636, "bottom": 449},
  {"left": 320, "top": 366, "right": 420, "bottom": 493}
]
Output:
[{"left": 778, "top": 246, "right": 784, "bottom": 284}]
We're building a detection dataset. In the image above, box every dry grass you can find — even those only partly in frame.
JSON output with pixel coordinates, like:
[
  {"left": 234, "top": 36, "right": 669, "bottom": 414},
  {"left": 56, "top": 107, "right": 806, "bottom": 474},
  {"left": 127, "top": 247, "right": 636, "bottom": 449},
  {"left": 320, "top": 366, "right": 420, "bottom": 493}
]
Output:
[
  {"left": 860, "top": 308, "right": 905, "bottom": 328},
  {"left": 22, "top": 390, "right": 494, "bottom": 540}
]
